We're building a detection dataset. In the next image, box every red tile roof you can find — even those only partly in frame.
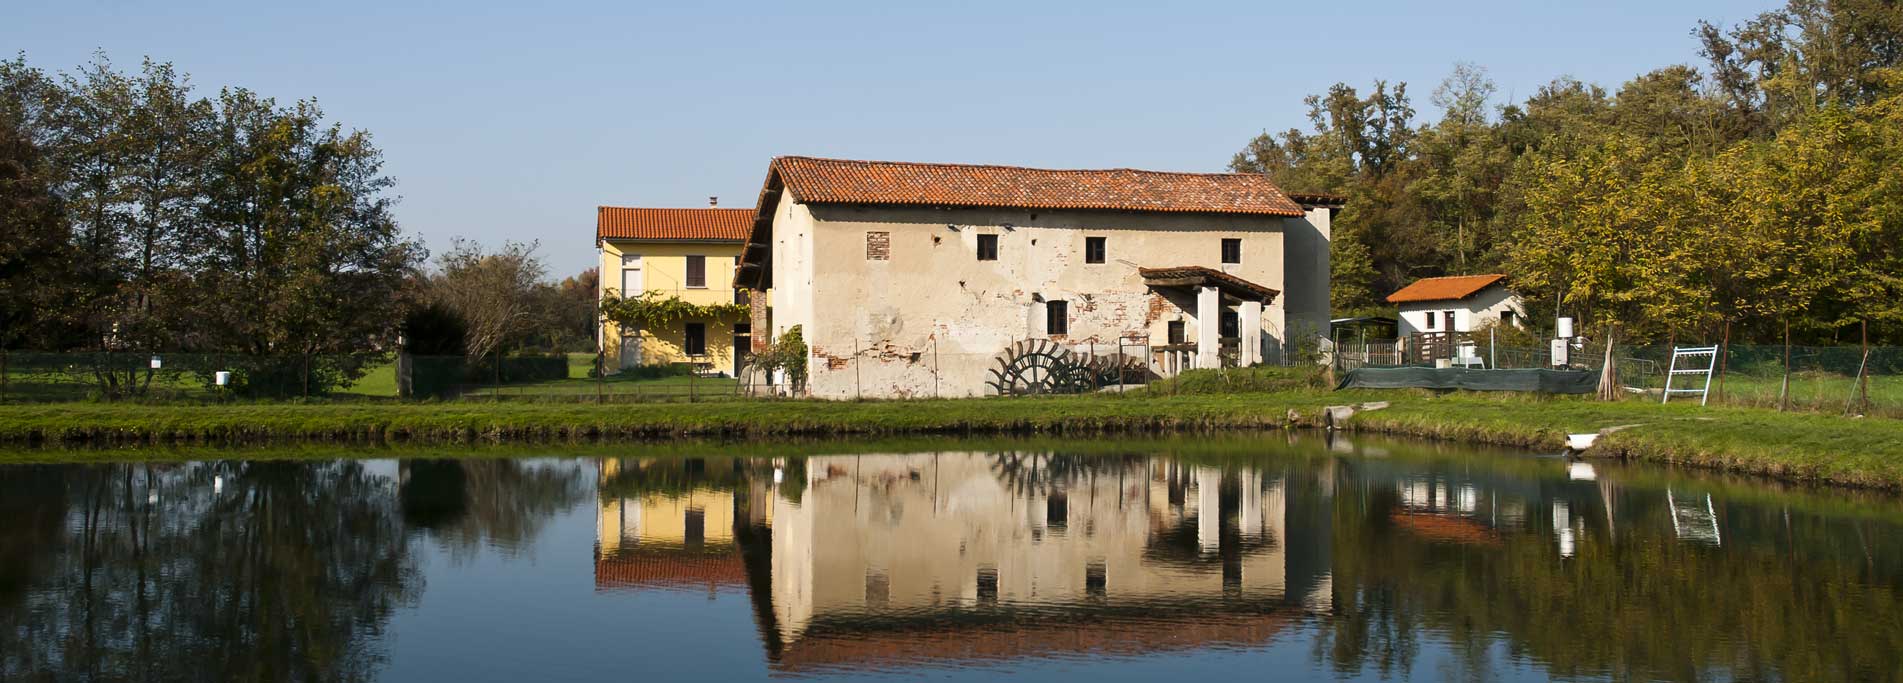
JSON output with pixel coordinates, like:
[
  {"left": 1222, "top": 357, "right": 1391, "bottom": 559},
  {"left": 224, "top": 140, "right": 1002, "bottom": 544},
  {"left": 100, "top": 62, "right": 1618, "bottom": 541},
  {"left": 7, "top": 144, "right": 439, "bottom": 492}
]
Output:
[
  {"left": 1386, "top": 274, "right": 1509, "bottom": 303},
  {"left": 770, "top": 156, "right": 1308, "bottom": 217},
  {"left": 1138, "top": 266, "right": 1280, "bottom": 303},
  {"left": 597, "top": 207, "right": 753, "bottom": 242}
]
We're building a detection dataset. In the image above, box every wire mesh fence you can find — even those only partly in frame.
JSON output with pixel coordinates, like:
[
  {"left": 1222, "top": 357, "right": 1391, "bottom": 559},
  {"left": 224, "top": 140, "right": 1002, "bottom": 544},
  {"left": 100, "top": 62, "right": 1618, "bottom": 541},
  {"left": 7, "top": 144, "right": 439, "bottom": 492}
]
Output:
[
  {"left": 1331, "top": 340, "right": 1900, "bottom": 417},
  {"left": 0, "top": 351, "right": 770, "bottom": 404}
]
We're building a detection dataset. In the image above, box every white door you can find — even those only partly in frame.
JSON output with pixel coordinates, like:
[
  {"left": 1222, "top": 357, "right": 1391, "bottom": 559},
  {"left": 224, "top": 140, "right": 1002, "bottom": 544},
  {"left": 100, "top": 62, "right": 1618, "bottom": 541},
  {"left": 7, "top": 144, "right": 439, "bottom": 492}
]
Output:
[{"left": 620, "top": 327, "right": 641, "bottom": 369}]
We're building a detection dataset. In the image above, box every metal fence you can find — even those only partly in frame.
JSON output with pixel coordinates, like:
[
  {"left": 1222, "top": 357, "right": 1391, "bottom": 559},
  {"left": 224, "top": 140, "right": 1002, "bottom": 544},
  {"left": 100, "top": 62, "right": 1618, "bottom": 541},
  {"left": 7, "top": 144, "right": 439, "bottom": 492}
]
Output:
[
  {"left": 1331, "top": 341, "right": 1900, "bottom": 417},
  {"left": 0, "top": 351, "right": 767, "bottom": 404}
]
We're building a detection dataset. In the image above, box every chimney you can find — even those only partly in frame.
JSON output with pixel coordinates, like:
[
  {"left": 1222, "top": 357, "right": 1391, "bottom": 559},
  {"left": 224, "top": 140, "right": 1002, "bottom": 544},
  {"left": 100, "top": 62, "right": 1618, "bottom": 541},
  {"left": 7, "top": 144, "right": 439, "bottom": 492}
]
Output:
[{"left": 708, "top": 196, "right": 718, "bottom": 207}]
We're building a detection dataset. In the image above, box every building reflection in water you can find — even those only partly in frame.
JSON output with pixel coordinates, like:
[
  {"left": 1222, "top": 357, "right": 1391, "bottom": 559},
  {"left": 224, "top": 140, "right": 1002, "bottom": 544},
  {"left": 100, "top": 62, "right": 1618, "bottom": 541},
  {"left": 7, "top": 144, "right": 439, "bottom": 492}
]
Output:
[{"left": 594, "top": 453, "right": 1335, "bottom": 673}]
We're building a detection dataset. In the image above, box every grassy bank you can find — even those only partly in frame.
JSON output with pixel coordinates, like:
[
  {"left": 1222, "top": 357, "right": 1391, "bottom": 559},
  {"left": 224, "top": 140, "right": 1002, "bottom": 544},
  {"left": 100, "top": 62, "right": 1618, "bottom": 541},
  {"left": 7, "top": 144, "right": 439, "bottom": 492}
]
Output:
[{"left": 2, "top": 367, "right": 1901, "bottom": 489}]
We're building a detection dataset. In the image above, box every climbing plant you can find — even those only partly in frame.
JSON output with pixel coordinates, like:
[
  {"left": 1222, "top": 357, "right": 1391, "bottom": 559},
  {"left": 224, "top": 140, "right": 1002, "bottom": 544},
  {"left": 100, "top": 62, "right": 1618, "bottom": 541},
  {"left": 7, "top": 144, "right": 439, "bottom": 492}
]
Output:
[
  {"left": 598, "top": 289, "right": 748, "bottom": 330},
  {"left": 750, "top": 324, "right": 807, "bottom": 392}
]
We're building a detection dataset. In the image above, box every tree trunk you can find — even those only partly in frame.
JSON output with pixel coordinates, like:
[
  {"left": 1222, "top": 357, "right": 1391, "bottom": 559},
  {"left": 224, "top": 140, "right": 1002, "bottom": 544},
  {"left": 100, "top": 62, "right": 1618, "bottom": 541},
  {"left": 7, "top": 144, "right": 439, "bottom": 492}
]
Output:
[{"left": 1597, "top": 326, "right": 1619, "bottom": 402}]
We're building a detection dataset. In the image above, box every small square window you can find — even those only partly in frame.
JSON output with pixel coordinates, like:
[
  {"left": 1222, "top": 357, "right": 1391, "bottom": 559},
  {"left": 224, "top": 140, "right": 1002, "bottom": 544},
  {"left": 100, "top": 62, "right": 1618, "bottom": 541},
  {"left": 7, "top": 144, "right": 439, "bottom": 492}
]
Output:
[
  {"left": 977, "top": 234, "right": 999, "bottom": 261},
  {"left": 1167, "top": 320, "right": 1186, "bottom": 345},
  {"left": 1046, "top": 300, "right": 1068, "bottom": 336},
  {"left": 1500, "top": 310, "right": 1515, "bottom": 325},
  {"left": 1424, "top": 312, "right": 1436, "bottom": 330},
  {"left": 1220, "top": 238, "right": 1242, "bottom": 264},
  {"left": 1220, "top": 311, "right": 1239, "bottom": 339},
  {"left": 1084, "top": 236, "right": 1106, "bottom": 264}
]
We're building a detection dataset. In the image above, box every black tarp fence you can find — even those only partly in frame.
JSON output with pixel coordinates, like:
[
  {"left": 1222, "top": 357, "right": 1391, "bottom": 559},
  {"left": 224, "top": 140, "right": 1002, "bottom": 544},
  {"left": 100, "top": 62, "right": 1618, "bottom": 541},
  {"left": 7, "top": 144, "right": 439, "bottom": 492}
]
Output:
[{"left": 1337, "top": 367, "right": 1600, "bottom": 394}]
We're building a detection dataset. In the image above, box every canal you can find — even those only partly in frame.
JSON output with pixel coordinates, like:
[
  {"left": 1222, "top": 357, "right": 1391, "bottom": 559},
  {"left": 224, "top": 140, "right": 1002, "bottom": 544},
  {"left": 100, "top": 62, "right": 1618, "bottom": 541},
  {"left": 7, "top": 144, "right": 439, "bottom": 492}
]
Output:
[{"left": 2, "top": 434, "right": 1898, "bottom": 681}]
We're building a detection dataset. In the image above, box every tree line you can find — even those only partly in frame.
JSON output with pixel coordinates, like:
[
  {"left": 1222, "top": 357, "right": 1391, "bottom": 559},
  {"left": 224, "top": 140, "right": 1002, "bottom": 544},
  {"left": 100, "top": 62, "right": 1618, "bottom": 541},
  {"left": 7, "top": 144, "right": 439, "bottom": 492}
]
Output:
[
  {"left": 0, "top": 55, "right": 596, "bottom": 395},
  {"left": 1233, "top": 0, "right": 1903, "bottom": 345}
]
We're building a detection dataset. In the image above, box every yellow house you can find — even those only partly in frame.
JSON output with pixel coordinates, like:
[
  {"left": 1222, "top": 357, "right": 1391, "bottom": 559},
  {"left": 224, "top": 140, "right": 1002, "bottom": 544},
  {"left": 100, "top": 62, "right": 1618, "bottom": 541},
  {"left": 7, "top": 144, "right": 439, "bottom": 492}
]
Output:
[{"left": 596, "top": 205, "right": 755, "bottom": 376}]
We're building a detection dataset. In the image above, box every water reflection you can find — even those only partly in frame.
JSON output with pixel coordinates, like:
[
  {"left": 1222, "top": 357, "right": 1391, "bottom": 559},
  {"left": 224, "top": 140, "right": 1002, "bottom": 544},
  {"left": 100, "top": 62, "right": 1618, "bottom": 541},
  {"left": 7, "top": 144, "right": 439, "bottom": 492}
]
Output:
[
  {"left": 590, "top": 440, "right": 1903, "bottom": 681},
  {"left": 3, "top": 437, "right": 1901, "bottom": 681}
]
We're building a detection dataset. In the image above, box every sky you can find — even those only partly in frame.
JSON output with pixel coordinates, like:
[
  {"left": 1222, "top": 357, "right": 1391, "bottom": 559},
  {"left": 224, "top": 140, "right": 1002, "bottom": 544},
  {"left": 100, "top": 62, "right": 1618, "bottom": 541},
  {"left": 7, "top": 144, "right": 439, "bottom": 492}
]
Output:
[{"left": 8, "top": 0, "right": 1776, "bottom": 276}]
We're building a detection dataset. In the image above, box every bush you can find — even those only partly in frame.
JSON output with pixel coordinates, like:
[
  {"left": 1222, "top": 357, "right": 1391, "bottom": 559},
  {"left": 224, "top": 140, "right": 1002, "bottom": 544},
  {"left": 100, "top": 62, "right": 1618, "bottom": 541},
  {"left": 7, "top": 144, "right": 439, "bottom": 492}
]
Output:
[{"left": 1146, "top": 365, "right": 1328, "bottom": 395}]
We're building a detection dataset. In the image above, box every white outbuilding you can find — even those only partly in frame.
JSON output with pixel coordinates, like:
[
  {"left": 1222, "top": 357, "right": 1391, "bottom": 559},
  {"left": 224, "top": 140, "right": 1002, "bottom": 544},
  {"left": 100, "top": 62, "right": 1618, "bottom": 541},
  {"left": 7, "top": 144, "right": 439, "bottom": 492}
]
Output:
[{"left": 1387, "top": 274, "right": 1524, "bottom": 337}]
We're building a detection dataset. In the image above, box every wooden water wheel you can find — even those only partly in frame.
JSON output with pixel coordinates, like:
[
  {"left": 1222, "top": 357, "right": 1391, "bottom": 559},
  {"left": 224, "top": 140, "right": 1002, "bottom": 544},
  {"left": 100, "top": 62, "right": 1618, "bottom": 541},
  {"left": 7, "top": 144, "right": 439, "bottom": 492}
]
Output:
[{"left": 986, "top": 340, "right": 1098, "bottom": 395}]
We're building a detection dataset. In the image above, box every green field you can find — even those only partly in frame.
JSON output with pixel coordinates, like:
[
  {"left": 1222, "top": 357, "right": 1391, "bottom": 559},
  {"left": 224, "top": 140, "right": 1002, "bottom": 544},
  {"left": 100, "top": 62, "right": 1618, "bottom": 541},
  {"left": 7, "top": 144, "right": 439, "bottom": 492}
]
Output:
[{"left": 3, "top": 369, "right": 1903, "bottom": 490}]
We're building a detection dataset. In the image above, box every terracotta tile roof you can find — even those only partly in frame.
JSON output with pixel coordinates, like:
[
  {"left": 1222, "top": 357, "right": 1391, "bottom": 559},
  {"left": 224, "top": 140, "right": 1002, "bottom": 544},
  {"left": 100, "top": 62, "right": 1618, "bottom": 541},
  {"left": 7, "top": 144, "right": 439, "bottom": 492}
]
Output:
[
  {"left": 1139, "top": 266, "right": 1280, "bottom": 303},
  {"left": 770, "top": 156, "right": 1308, "bottom": 217},
  {"left": 1386, "top": 274, "right": 1508, "bottom": 303},
  {"left": 597, "top": 207, "right": 753, "bottom": 242}
]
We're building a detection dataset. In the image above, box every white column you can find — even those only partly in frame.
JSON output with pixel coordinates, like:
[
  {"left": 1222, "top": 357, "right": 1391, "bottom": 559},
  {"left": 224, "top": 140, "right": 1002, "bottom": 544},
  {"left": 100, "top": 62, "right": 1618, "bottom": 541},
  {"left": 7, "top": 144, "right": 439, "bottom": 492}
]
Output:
[
  {"left": 1196, "top": 286, "right": 1221, "bottom": 369},
  {"left": 1197, "top": 467, "right": 1222, "bottom": 553},
  {"left": 1239, "top": 300, "right": 1263, "bottom": 366}
]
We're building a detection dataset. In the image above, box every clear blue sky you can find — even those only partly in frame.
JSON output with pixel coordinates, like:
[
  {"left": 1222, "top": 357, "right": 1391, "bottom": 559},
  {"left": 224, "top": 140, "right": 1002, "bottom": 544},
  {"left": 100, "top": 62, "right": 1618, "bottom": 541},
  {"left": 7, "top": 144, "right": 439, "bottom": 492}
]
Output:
[{"left": 9, "top": 0, "right": 1772, "bottom": 276}]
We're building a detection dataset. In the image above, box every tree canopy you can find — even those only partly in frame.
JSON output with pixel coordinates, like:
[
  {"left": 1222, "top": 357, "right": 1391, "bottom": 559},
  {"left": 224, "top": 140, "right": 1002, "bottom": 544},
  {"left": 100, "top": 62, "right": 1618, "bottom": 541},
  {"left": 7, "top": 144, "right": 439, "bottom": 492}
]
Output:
[{"left": 1232, "top": 0, "right": 1903, "bottom": 343}]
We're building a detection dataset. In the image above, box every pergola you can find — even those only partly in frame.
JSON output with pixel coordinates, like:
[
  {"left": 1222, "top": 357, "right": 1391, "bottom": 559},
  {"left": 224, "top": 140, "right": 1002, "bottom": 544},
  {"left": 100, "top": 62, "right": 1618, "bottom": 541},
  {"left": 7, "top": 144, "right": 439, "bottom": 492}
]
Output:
[{"left": 1138, "top": 266, "right": 1279, "bottom": 368}]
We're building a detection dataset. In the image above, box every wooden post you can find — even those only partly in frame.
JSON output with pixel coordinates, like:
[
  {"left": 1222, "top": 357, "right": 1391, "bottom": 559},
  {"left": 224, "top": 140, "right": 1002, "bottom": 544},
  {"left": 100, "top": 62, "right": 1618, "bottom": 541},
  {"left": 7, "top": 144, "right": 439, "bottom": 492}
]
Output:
[
  {"left": 1116, "top": 339, "right": 1125, "bottom": 394},
  {"left": 1, "top": 349, "right": 7, "bottom": 404},
  {"left": 1716, "top": 320, "right": 1731, "bottom": 403},
  {"left": 1856, "top": 320, "right": 1871, "bottom": 416},
  {"left": 854, "top": 339, "right": 861, "bottom": 401},
  {"left": 1779, "top": 318, "right": 1792, "bottom": 412},
  {"left": 494, "top": 349, "right": 502, "bottom": 403},
  {"left": 689, "top": 369, "right": 696, "bottom": 403},
  {"left": 932, "top": 333, "right": 939, "bottom": 399},
  {"left": 596, "top": 350, "right": 604, "bottom": 404}
]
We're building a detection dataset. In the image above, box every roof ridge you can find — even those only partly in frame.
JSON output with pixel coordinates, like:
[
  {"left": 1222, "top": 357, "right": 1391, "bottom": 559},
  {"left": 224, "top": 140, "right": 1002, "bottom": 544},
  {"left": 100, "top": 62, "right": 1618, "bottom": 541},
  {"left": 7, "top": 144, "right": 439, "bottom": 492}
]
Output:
[
  {"left": 598, "top": 206, "right": 753, "bottom": 212},
  {"left": 775, "top": 155, "right": 1261, "bottom": 179},
  {"left": 1414, "top": 273, "right": 1507, "bottom": 280}
]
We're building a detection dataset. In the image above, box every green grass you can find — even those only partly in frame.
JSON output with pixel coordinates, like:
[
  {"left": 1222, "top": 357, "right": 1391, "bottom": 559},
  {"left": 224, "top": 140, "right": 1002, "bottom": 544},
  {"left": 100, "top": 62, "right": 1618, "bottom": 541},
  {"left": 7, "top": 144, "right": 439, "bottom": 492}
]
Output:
[{"left": 4, "top": 366, "right": 1903, "bottom": 489}]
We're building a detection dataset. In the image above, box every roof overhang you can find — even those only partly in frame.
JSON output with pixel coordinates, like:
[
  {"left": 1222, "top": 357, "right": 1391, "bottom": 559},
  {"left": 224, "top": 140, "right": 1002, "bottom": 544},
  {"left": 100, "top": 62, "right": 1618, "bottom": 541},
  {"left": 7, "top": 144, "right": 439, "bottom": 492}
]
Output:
[{"left": 1139, "top": 266, "right": 1279, "bottom": 305}]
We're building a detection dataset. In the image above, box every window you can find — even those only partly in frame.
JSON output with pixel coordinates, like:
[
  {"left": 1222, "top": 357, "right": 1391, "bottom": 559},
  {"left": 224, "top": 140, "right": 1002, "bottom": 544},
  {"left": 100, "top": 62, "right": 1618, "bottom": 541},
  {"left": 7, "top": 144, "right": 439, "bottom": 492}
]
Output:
[
  {"left": 1444, "top": 311, "right": 1456, "bottom": 331},
  {"left": 1046, "top": 300, "right": 1068, "bottom": 336},
  {"left": 1424, "top": 312, "right": 1436, "bottom": 330},
  {"left": 620, "top": 254, "right": 642, "bottom": 296},
  {"left": 1221, "top": 238, "right": 1242, "bottom": 264},
  {"left": 1220, "top": 311, "right": 1239, "bottom": 339},
  {"left": 1500, "top": 310, "right": 1516, "bottom": 326},
  {"left": 977, "top": 234, "right": 999, "bottom": 261},
  {"left": 1084, "top": 236, "right": 1106, "bottom": 264},
  {"left": 685, "top": 255, "right": 707, "bottom": 288},
  {"left": 977, "top": 567, "right": 999, "bottom": 604},
  {"left": 685, "top": 322, "right": 706, "bottom": 356},
  {"left": 1167, "top": 320, "right": 1186, "bottom": 345},
  {"left": 866, "top": 231, "right": 890, "bottom": 260}
]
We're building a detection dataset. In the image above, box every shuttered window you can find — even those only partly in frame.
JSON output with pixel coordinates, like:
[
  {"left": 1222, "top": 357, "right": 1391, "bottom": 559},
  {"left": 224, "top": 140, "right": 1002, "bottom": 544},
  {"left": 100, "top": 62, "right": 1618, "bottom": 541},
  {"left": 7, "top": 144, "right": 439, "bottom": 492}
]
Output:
[{"left": 685, "top": 255, "right": 707, "bottom": 288}]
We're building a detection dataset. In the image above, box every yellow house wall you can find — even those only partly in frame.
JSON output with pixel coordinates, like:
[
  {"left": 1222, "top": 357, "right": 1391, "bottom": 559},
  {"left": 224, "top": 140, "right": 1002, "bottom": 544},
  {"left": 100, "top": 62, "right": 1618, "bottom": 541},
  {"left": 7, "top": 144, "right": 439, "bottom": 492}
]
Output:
[{"left": 599, "top": 239, "right": 750, "bottom": 373}]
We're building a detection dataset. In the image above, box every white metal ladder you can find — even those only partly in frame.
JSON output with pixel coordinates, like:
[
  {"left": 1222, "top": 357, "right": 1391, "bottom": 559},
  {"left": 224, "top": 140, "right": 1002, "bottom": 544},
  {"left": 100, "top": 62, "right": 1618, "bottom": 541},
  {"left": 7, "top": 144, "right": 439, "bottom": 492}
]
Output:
[{"left": 1661, "top": 346, "right": 1719, "bottom": 406}]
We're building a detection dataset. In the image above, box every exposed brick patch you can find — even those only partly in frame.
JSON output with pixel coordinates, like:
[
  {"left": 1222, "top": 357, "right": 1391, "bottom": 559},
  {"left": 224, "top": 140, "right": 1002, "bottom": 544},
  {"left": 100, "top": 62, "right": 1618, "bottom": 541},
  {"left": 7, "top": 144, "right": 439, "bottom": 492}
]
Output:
[{"left": 866, "top": 231, "right": 890, "bottom": 260}]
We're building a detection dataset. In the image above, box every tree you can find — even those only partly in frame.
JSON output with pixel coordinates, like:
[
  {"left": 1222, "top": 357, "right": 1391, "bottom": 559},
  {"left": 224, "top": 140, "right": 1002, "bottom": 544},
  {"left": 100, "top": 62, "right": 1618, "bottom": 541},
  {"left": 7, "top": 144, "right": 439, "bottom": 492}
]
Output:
[
  {"left": 429, "top": 239, "right": 547, "bottom": 362},
  {"left": 0, "top": 58, "right": 70, "bottom": 349}
]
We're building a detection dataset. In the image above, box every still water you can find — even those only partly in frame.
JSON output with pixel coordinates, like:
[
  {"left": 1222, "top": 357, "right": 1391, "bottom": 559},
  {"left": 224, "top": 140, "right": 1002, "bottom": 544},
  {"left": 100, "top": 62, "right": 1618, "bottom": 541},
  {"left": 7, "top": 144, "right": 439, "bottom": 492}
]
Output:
[{"left": 2, "top": 435, "right": 1900, "bottom": 682}]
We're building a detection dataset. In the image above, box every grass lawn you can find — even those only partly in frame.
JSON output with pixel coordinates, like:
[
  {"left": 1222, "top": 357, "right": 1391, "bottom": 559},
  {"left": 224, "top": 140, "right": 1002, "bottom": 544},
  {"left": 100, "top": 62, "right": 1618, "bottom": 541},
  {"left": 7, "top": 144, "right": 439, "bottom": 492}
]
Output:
[
  {"left": 3, "top": 369, "right": 1903, "bottom": 489},
  {"left": 333, "top": 353, "right": 742, "bottom": 399}
]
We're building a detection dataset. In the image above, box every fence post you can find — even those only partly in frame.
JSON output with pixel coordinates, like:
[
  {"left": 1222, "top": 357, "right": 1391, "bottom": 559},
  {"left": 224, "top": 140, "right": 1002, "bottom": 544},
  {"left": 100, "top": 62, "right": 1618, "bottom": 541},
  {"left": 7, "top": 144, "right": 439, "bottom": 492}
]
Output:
[
  {"left": 932, "top": 333, "right": 939, "bottom": 399},
  {"left": 1, "top": 349, "right": 7, "bottom": 404},
  {"left": 690, "top": 369, "right": 697, "bottom": 403},
  {"left": 494, "top": 351, "right": 502, "bottom": 403},
  {"left": 302, "top": 354, "right": 310, "bottom": 399},
  {"left": 1116, "top": 339, "right": 1125, "bottom": 394},
  {"left": 854, "top": 339, "right": 861, "bottom": 401},
  {"left": 1716, "top": 320, "right": 1730, "bottom": 403}
]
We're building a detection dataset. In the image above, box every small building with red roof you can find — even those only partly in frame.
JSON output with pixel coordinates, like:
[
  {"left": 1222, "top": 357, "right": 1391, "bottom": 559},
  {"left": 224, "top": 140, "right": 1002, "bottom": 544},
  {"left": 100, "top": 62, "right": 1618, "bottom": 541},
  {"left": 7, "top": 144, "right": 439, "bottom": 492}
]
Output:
[{"left": 1385, "top": 273, "right": 1525, "bottom": 339}]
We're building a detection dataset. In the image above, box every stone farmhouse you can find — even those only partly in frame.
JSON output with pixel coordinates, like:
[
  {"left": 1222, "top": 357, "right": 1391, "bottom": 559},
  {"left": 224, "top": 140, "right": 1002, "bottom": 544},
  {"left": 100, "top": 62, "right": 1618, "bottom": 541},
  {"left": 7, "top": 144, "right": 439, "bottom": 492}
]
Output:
[{"left": 729, "top": 156, "right": 1342, "bottom": 399}]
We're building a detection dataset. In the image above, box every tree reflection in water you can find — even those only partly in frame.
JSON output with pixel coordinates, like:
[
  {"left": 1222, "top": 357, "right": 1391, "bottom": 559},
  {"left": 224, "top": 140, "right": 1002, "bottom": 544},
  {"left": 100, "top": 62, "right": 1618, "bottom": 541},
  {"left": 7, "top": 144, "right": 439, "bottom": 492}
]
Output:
[{"left": 0, "top": 457, "right": 587, "bottom": 681}]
